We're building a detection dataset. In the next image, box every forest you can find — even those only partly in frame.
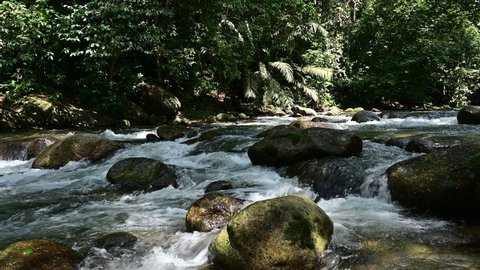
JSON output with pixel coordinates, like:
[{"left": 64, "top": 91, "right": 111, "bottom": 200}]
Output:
[{"left": 1, "top": 0, "right": 479, "bottom": 115}]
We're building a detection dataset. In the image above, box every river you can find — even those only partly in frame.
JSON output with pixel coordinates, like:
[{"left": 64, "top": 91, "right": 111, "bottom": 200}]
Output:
[{"left": 1, "top": 113, "right": 479, "bottom": 269}]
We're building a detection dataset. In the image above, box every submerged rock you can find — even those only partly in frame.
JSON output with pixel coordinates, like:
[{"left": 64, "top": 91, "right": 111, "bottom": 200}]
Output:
[
  {"left": 209, "top": 195, "right": 333, "bottom": 270},
  {"left": 32, "top": 133, "right": 123, "bottom": 169},
  {"left": 457, "top": 105, "right": 480, "bottom": 124},
  {"left": 351, "top": 110, "right": 381, "bottom": 123},
  {"left": 0, "top": 239, "right": 80, "bottom": 270},
  {"left": 94, "top": 232, "right": 137, "bottom": 251},
  {"left": 248, "top": 126, "right": 362, "bottom": 167},
  {"left": 107, "top": 157, "right": 177, "bottom": 191},
  {"left": 387, "top": 142, "right": 480, "bottom": 219},
  {"left": 186, "top": 193, "right": 243, "bottom": 232},
  {"left": 0, "top": 136, "right": 57, "bottom": 160}
]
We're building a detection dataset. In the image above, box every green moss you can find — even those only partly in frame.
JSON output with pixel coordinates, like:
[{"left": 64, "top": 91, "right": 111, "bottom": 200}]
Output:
[{"left": 284, "top": 218, "right": 314, "bottom": 249}]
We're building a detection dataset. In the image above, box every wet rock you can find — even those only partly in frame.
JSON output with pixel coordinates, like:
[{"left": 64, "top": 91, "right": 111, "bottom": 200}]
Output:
[
  {"left": 351, "top": 110, "right": 381, "bottom": 123},
  {"left": 385, "top": 138, "right": 412, "bottom": 149},
  {"left": 32, "top": 133, "right": 123, "bottom": 169},
  {"left": 205, "top": 181, "right": 234, "bottom": 193},
  {"left": 0, "top": 239, "right": 80, "bottom": 270},
  {"left": 387, "top": 142, "right": 480, "bottom": 219},
  {"left": 404, "top": 138, "right": 434, "bottom": 153},
  {"left": 209, "top": 195, "right": 333, "bottom": 270},
  {"left": 323, "top": 106, "right": 343, "bottom": 116},
  {"left": 290, "top": 120, "right": 334, "bottom": 129},
  {"left": 291, "top": 105, "right": 317, "bottom": 116},
  {"left": 94, "top": 232, "right": 137, "bottom": 251},
  {"left": 146, "top": 133, "right": 160, "bottom": 142},
  {"left": 312, "top": 117, "right": 329, "bottom": 122},
  {"left": 0, "top": 136, "right": 57, "bottom": 160},
  {"left": 248, "top": 126, "right": 362, "bottom": 167},
  {"left": 136, "top": 83, "right": 181, "bottom": 117},
  {"left": 457, "top": 106, "right": 480, "bottom": 124},
  {"left": 107, "top": 157, "right": 177, "bottom": 191},
  {"left": 287, "top": 158, "right": 364, "bottom": 199},
  {"left": 186, "top": 193, "right": 243, "bottom": 232},
  {"left": 156, "top": 125, "right": 195, "bottom": 141}
]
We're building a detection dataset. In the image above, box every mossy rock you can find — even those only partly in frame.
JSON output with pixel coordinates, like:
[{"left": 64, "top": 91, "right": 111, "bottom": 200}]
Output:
[
  {"left": 106, "top": 157, "right": 178, "bottom": 191},
  {"left": 0, "top": 239, "right": 80, "bottom": 270},
  {"left": 209, "top": 195, "right": 333, "bottom": 270},
  {"left": 248, "top": 126, "right": 362, "bottom": 167},
  {"left": 32, "top": 133, "right": 123, "bottom": 169},
  {"left": 186, "top": 193, "right": 243, "bottom": 232},
  {"left": 351, "top": 110, "right": 381, "bottom": 123},
  {"left": 0, "top": 135, "right": 58, "bottom": 160},
  {"left": 387, "top": 142, "right": 480, "bottom": 219}
]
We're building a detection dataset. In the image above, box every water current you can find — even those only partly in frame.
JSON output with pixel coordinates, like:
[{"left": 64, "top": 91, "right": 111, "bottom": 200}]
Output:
[{"left": 1, "top": 113, "right": 479, "bottom": 269}]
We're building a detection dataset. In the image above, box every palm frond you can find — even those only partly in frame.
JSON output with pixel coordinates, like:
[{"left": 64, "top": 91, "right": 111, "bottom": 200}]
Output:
[
  {"left": 220, "top": 18, "right": 244, "bottom": 42},
  {"left": 269, "top": 61, "right": 294, "bottom": 83},
  {"left": 300, "top": 85, "right": 319, "bottom": 102},
  {"left": 259, "top": 62, "right": 270, "bottom": 80},
  {"left": 302, "top": 66, "right": 333, "bottom": 81}
]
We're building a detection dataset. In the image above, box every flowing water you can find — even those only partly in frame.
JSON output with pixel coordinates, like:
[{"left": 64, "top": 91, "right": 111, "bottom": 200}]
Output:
[{"left": 1, "top": 113, "right": 480, "bottom": 269}]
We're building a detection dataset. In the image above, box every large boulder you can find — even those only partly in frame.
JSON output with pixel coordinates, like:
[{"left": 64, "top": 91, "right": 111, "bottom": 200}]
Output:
[
  {"left": 387, "top": 142, "right": 480, "bottom": 218},
  {"left": 351, "top": 110, "right": 381, "bottom": 123},
  {"left": 287, "top": 158, "right": 365, "bottom": 199},
  {"left": 106, "top": 157, "right": 178, "bottom": 191},
  {"left": 1, "top": 95, "right": 98, "bottom": 130},
  {"left": 0, "top": 136, "right": 57, "bottom": 160},
  {"left": 0, "top": 239, "right": 80, "bottom": 270},
  {"left": 457, "top": 105, "right": 480, "bottom": 124},
  {"left": 186, "top": 193, "right": 243, "bottom": 232},
  {"left": 32, "top": 133, "right": 123, "bottom": 169},
  {"left": 136, "top": 83, "right": 181, "bottom": 117},
  {"left": 248, "top": 126, "right": 362, "bottom": 167},
  {"left": 291, "top": 105, "right": 317, "bottom": 116},
  {"left": 209, "top": 195, "right": 333, "bottom": 270}
]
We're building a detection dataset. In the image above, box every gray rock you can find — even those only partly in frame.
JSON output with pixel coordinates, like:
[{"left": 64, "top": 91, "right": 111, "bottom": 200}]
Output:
[
  {"left": 94, "top": 232, "right": 137, "bottom": 251},
  {"left": 248, "top": 126, "right": 362, "bottom": 167},
  {"left": 351, "top": 110, "right": 381, "bottom": 123},
  {"left": 106, "top": 157, "right": 177, "bottom": 191}
]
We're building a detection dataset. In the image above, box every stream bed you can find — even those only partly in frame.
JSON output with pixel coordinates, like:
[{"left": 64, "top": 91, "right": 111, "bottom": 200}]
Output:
[{"left": 1, "top": 113, "right": 480, "bottom": 269}]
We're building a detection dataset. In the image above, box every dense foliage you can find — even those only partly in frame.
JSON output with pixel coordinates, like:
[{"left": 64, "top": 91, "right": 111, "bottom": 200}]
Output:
[{"left": 0, "top": 0, "right": 479, "bottom": 112}]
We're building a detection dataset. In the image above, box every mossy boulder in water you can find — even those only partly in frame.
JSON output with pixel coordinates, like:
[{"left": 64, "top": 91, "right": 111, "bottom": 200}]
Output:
[
  {"left": 186, "top": 193, "right": 243, "bottom": 232},
  {"left": 0, "top": 239, "right": 80, "bottom": 270},
  {"left": 248, "top": 126, "right": 362, "bottom": 167},
  {"left": 209, "top": 195, "right": 333, "bottom": 270},
  {"left": 107, "top": 157, "right": 177, "bottom": 191},
  {"left": 387, "top": 142, "right": 480, "bottom": 219},
  {"left": 457, "top": 105, "right": 480, "bottom": 124},
  {"left": 0, "top": 136, "right": 58, "bottom": 160},
  {"left": 351, "top": 110, "right": 381, "bottom": 123},
  {"left": 32, "top": 133, "right": 123, "bottom": 169}
]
